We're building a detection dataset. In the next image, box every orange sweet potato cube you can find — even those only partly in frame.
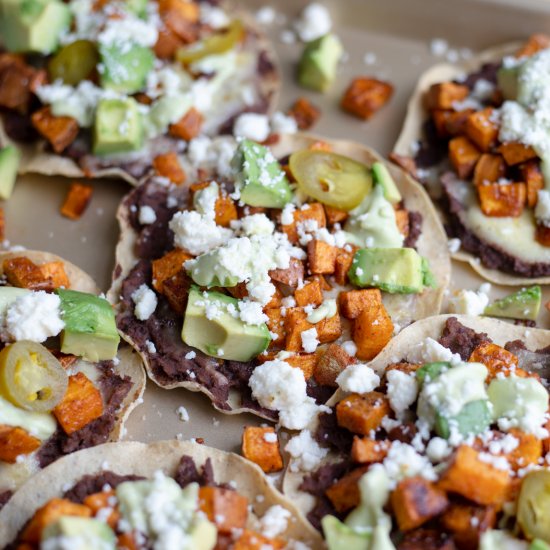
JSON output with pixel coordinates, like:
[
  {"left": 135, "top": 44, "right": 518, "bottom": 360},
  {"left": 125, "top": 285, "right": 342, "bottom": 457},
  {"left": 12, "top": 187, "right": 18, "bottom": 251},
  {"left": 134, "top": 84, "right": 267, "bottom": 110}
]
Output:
[
  {"left": 325, "top": 467, "right": 369, "bottom": 513},
  {"left": 314, "top": 343, "right": 356, "bottom": 387},
  {"left": 448, "top": 136, "right": 481, "bottom": 179},
  {"left": 39, "top": 261, "right": 70, "bottom": 289},
  {"left": 425, "top": 82, "right": 469, "bottom": 110},
  {"left": 501, "top": 429, "right": 543, "bottom": 471},
  {"left": 353, "top": 303, "right": 393, "bottom": 361},
  {"left": 536, "top": 224, "right": 550, "bottom": 247},
  {"left": 265, "top": 307, "right": 285, "bottom": 347},
  {"left": 152, "top": 248, "right": 192, "bottom": 293},
  {"left": 0, "top": 425, "right": 41, "bottom": 463},
  {"left": 334, "top": 246, "right": 358, "bottom": 286},
  {"left": 83, "top": 490, "right": 120, "bottom": 528},
  {"left": 281, "top": 202, "right": 326, "bottom": 244},
  {"left": 287, "top": 97, "right": 321, "bottom": 130},
  {"left": 234, "top": 530, "right": 285, "bottom": 550},
  {"left": 53, "top": 372, "right": 104, "bottom": 435},
  {"left": 22, "top": 499, "right": 92, "bottom": 543},
  {"left": 384, "top": 362, "right": 421, "bottom": 378},
  {"left": 441, "top": 503, "right": 496, "bottom": 550},
  {"left": 336, "top": 392, "right": 390, "bottom": 435},
  {"left": 3, "top": 256, "right": 53, "bottom": 291},
  {"left": 432, "top": 109, "right": 473, "bottom": 138},
  {"left": 498, "top": 142, "right": 538, "bottom": 166},
  {"left": 438, "top": 445, "right": 512, "bottom": 506},
  {"left": 339, "top": 288, "right": 383, "bottom": 320},
  {"left": 283, "top": 308, "right": 313, "bottom": 352},
  {"left": 395, "top": 208, "right": 410, "bottom": 238},
  {"left": 307, "top": 240, "right": 337, "bottom": 274},
  {"left": 154, "top": 26, "right": 184, "bottom": 59},
  {"left": 153, "top": 152, "right": 186, "bottom": 184},
  {"left": 316, "top": 312, "right": 342, "bottom": 343},
  {"left": 60, "top": 182, "right": 93, "bottom": 220},
  {"left": 169, "top": 107, "right": 204, "bottom": 141},
  {"left": 242, "top": 426, "right": 283, "bottom": 473},
  {"left": 214, "top": 193, "right": 238, "bottom": 228},
  {"left": 432, "top": 109, "right": 452, "bottom": 137},
  {"left": 351, "top": 437, "right": 390, "bottom": 464},
  {"left": 468, "top": 342, "right": 519, "bottom": 381},
  {"left": 0, "top": 59, "right": 35, "bottom": 112},
  {"left": 286, "top": 353, "right": 317, "bottom": 380},
  {"left": 269, "top": 258, "right": 305, "bottom": 288},
  {"left": 472, "top": 154, "right": 506, "bottom": 186},
  {"left": 117, "top": 532, "right": 140, "bottom": 550},
  {"left": 310, "top": 273, "right": 332, "bottom": 291},
  {"left": 341, "top": 77, "right": 394, "bottom": 119},
  {"left": 477, "top": 182, "right": 526, "bottom": 217},
  {"left": 162, "top": 270, "right": 192, "bottom": 315},
  {"left": 199, "top": 487, "right": 248, "bottom": 534},
  {"left": 158, "top": 0, "right": 199, "bottom": 42},
  {"left": 520, "top": 160, "right": 544, "bottom": 207},
  {"left": 324, "top": 205, "right": 348, "bottom": 226},
  {"left": 465, "top": 108, "right": 499, "bottom": 152},
  {"left": 294, "top": 278, "right": 323, "bottom": 307},
  {"left": 31, "top": 106, "right": 79, "bottom": 153},
  {"left": 515, "top": 33, "right": 550, "bottom": 58}
]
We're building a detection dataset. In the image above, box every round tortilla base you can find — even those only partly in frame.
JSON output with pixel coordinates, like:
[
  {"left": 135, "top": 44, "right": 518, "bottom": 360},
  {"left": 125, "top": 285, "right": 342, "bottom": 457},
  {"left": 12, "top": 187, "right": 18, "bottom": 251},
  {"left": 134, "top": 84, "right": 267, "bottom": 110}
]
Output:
[{"left": 0, "top": 440, "right": 323, "bottom": 548}]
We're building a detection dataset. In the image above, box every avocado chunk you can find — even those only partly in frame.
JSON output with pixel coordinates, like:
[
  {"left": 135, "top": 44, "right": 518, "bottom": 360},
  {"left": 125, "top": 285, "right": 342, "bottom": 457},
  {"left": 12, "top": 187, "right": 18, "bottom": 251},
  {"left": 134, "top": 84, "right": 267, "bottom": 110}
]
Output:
[
  {"left": 125, "top": 0, "right": 147, "bottom": 17},
  {"left": 484, "top": 286, "right": 541, "bottom": 321},
  {"left": 435, "top": 399, "right": 492, "bottom": 439},
  {"left": 298, "top": 33, "right": 343, "bottom": 92},
  {"left": 186, "top": 248, "right": 240, "bottom": 288},
  {"left": 415, "top": 361, "right": 450, "bottom": 385},
  {"left": 42, "top": 517, "right": 116, "bottom": 549},
  {"left": 56, "top": 289, "right": 120, "bottom": 362},
  {"left": 232, "top": 139, "right": 292, "bottom": 208},
  {"left": 182, "top": 287, "right": 270, "bottom": 362},
  {"left": 322, "top": 515, "right": 371, "bottom": 550},
  {"left": 93, "top": 97, "right": 143, "bottom": 156},
  {"left": 0, "top": 145, "right": 21, "bottom": 200},
  {"left": 372, "top": 162, "right": 402, "bottom": 205},
  {"left": 0, "top": 0, "right": 70, "bottom": 54},
  {"left": 497, "top": 66, "right": 519, "bottom": 101},
  {"left": 348, "top": 248, "right": 428, "bottom": 294}
]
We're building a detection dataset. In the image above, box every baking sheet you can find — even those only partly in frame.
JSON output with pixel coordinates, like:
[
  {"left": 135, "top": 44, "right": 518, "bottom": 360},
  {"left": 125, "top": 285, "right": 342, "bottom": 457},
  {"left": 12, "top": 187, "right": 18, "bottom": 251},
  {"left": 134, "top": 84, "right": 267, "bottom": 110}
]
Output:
[{"left": 5, "top": 0, "right": 550, "bottom": 452}]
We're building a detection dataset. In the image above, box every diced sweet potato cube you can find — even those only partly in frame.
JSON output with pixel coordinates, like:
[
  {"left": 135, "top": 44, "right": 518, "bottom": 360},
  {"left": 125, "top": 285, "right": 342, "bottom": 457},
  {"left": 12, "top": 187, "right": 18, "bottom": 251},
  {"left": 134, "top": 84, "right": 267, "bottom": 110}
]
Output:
[
  {"left": 0, "top": 61, "right": 35, "bottom": 112},
  {"left": 214, "top": 193, "right": 238, "bottom": 228},
  {"left": 468, "top": 342, "right": 518, "bottom": 381},
  {"left": 438, "top": 445, "right": 512, "bottom": 506},
  {"left": 498, "top": 142, "right": 537, "bottom": 166},
  {"left": 324, "top": 205, "right": 348, "bottom": 226},
  {"left": 263, "top": 286, "right": 282, "bottom": 309},
  {"left": 425, "top": 82, "right": 469, "bottom": 110},
  {"left": 242, "top": 426, "right": 283, "bottom": 473},
  {"left": 465, "top": 108, "right": 499, "bottom": 152},
  {"left": 117, "top": 532, "right": 140, "bottom": 550},
  {"left": 152, "top": 248, "right": 192, "bottom": 293},
  {"left": 158, "top": 0, "right": 199, "bottom": 42},
  {"left": 154, "top": 26, "right": 184, "bottom": 59},
  {"left": 334, "top": 246, "right": 358, "bottom": 286},
  {"left": 520, "top": 160, "right": 544, "bottom": 207},
  {"left": 0, "top": 425, "right": 41, "bottom": 463},
  {"left": 336, "top": 392, "right": 390, "bottom": 435},
  {"left": 441, "top": 503, "right": 496, "bottom": 549},
  {"left": 234, "top": 530, "right": 285, "bottom": 550},
  {"left": 388, "top": 153, "right": 418, "bottom": 179},
  {"left": 399, "top": 528, "right": 456, "bottom": 550},
  {"left": 316, "top": 312, "right": 342, "bottom": 343},
  {"left": 265, "top": 307, "right": 285, "bottom": 347},
  {"left": 310, "top": 274, "right": 332, "bottom": 291},
  {"left": 536, "top": 224, "right": 550, "bottom": 247},
  {"left": 49, "top": 350, "right": 79, "bottom": 369},
  {"left": 162, "top": 270, "right": 191, "bottom": 315},
  {"left": 391, "top": 477, "right": 449, "bottom": 531},
  {"left": 353, "top": 303, "right": 393, "bottom": 361},
  {"left": 339, "top": 288, "right": 382, "bottom": 320},
  {"left": 515, "top": 33, "right": 550, "bottom": 58},
  {"left": 53, "top": 372, "right": 104, "bottom": 435},
  {"left": 314, "top": 343, "right": 356, "bottom": 386},
  {"left": 325, "top": 466, "right": 370, "bottom": 513},
  {"left": 395, "top": 208, "right": 410, "bottom": 238},
  {"left": 281, "top": 202, "right": 326, "bottom": 244},
  {"left": 22, "top": 499, "right": 92, "bottom": 543},
  {"left": 60, "top": 182, "right": 93, "bottom": 220},
  {"left": 432, "top": 109, "right": 473, "bottom": 138},
  {"left": 287, "top": 97, "right": 321, "bottom": 130},
  {"left": 39, "top": 261, "right": 70, "bottom": 289},
  {"left": 31, "top": 106, "right": 79, "bottom": 153},
  {"left": 286, "top": 353, "right": 317, "bottom": 379},
  {"left": 269, "top": 258, "right": 305, "bottom": 288},
  {"left": 169, "top": 107, "right": 204, "bottom": 141},
  {"left": 153, "top": 152, "right": 186, "bottom": 184},
  {"left": 158, "top": 0, "right": 199, "bottom": 21},
  {"left": 294, "top": 278, "right": 323, "bottom": 308},
  {"left": 477, "top": 182, "right": 526, "bottom": 217},
  {"left": 283, "top": 308, "right": 313, "bottom": 352},
  {"left": 498, "top": 428, "right": 542, "bottom": 471},
  {"left": 199, "top": 486, "right": 248, "bottom": 534},
  {"left": 351, "top": 436, "right": 390, "bottom": 464},
  {"left": 341, "top": 77, "right": 393, "bottom": 119},
  {"left": 3, "top": 256, "right": 53, "bottom": 291},
  {"left": 432, "top": 110, "right": 452, "bottom": 137},
  {"left": 472, "top": 154, "right": 506, "bottom": 186},
  {"left": 307, "top": 240, "right": 337, "bottom": 275},
  {"left": 83, "top": 490, "right": 119, "bottom": 528},
  {"left": 448, "top": 136, "right": 481, "bottom": 179}
]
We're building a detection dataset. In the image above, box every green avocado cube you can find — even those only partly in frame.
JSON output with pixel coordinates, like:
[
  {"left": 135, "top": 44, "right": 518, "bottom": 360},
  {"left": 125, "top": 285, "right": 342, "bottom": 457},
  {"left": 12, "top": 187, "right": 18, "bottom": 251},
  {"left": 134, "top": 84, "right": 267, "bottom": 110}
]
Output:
[
  {"left": 416, "top": 361, "right": 450, "bottom": 385},
  {"left": 435, "top": 399, "right": 492, "bottom": 439},
  {"left": 182, "top": 287, "right": 270, "bottom": 362},
  {"left": 93, "top": 97, "right": 143, "bottom": 156},
  {"left": 348, "top": 247, "right": 427, "bottom": 294},
  {"left": 125, "top": 0, "right": 147, "bottom": 17},
  {"left": 42, "top": 517, "right": 116, "bottom": 549},
  {"left": 484, "top": 286, "right": 541, "bottom": 321},
  {"left": 56, "top": 289, "right": 120, "bottom": 362},
  {"left": 298, "top": 33, "right": 343, "bottom": 92},
  {"left": 497, "top": 65, "right": 519, "bottom": 101},
  {"left": 0, "top": 0, "right": 71, "bottom": 54},
  {"left": 372, "top": 162, "right": 401, "bottom": 205},
  {"left": 0, "top": 145, "right": 21, "bottom": 200},
  {"left": 530, "top": 540, "right": 550, "bottom": 550},
  {"left": 322, "top": 515, "right": 371, "bottom": 550},
  {"left": 232, "top": 139, "right": 292, "bottom": 208}
]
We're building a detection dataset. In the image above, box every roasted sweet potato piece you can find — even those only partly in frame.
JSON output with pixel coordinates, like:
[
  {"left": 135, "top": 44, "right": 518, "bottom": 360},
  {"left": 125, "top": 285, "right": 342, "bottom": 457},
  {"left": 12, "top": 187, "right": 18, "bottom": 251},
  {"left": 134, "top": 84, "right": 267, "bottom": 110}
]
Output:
[
  {"left": 336, "top": 392, "right": 390, "bottom": 435},
  {"left": 472, "top": 154, "right": 506, "bottom": 186},
  {"left": 283, "top": 307, "right": 313, "bottom": 352},
  {"left": 307, "top": 240, "right": 337, "bottom": 275},
  {"left": 314, "top": 343, "right": 356, "bottom": 386},
  {"left": 515, "top": 33, "right": 550, "bottom": 58},
  {"left": 353, "top": 303, "right": 393, "bottom": 361},
  {"left": 0, "top": 60, "right": 35, "bottom": 112},
  {"left": 214, "top": 193, "right": 238, "bottom": 228},
  {"left": 441, "top": 503, "right": 496, "bottom": 550},
  {"left": 287, "top": 97, "right": 321, "bottom": 130},
  {"left": 316, "top": 312, "right": 342, "bottom": 343},
  {"left": 339, "top": 288, "right": 382, "bottom": 320},
  {"left": 341, "top": 77, "right": 393, "bottom": 119},
  {"left": 395, "top": 208, "right": 410, "bottom": 238},
  {"left": 432, "top": 109, "right": 473, "bottom": 138},
  {"left": 448, "top": 136, "right": 481, "bottom": 179},
  {"left": 152, "top": 248, "right": 192, "bottom": 293},
  {"left": 468, "top": 342, "right": 518, "bottom": 381},
  {"left": 520, "top": 160, "right": 544, "bottom": 207},
  {"left": 83, "top": 490, "right": 120, "bottom": 528},
  {"left": 269, "top": 258, "right": 305, "bottom": 288},
  {"left": 242, "top": 426, "right": 283, "bottom": 473},
  {"left": 324, "top": 204, "right": 348, "bottom": 226},
  {"left": 158, "top": 0, "right": 199, "bottom": 43},
  {"left": 265, "top": 307, "right": 285, "bottom": 347},
  {"left": 53, "top": 372, "right": 104, "bottom": 435},
  {"left": 351, "top": 436, "right": 390, "bottom": 464},
  {"left": 264, "top": 286, "right": 283, "bottom": 309},
  {"left": 498, "top": 142, "right": 537, "bottom": 166},
  {"left": 425, "top": 82, "right": 469, "bottom": 110},
  {"left": 0, "top": 425, "right": 41, "bottom": 463},
  {"left": 39, "top": 261, "right": 70, "bottom": 290},
  {"left": 153, "top": 152, "right": 186, "bottom": 185},
  {"left": 60, "top": 182, "right": 93, "bottom": 220},
  {"left": 536, "top": 223, "right": 550, "bottom": 247},
  {"left": 169, "top": 107, "right": 204, "bottom": 141},
  {"left": 391, "top": 477, "right": 449, "bottom": 531},
  {"left": 154, "top": 26, "right": 184, "bottom": 59},
  {"left": 438, "top": 445, "right": 512, "bottom": 506},
  {"left": 257, "top": 352, "right": 316, "bottom": 379},
  {"left": 199, "top": 487, "right": 248, "bottom": 534},
  {"left": 281, "top": 202, "right": 326, "bottom": 244},
  {"left": 325, "top": 466, "right": 370, "bottom": 513},
  {"left": 31, "top": 107, "right": 79, "bottom": 154},
  {"left": 498, "top": 428, "right": 542, "bottom": 471},
  {"left": 162, "top": 269, "right": 192, "bottom": 315},
  {"left": 117, "top": 532, "right": 140, "bottom": 550},
  {"left": 334, "top": 246, "right": 358, "bottom": 286},
  {"left": 432, "top": 109, "right": 452, "bottom": 137},
  {"left": 22, "top": 499, "right": 92, "bottom": 543},
  {"left": 310, "top": 273, "right": 332, "bottom": 291},
  {"left": 477, "top": 182, "right": 526, "bottom": 217},
  {"left": 234, "top": 530, "right": 285, "bottom": 550},
  {"left": 465, "top": 108, "right": 498, "bottom": 152},
  {"left": 3, "top": 256, "right": 53, "bottom": 291},
  {"left": 294, "top": 278, "right": 323, "bottom": 308}
]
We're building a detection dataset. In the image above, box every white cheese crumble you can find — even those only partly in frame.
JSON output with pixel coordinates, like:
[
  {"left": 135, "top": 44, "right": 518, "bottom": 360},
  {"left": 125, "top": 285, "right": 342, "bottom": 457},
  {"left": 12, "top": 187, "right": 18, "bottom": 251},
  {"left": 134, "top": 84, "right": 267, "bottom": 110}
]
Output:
[
  {"left": 264, "top": 431, "right": 278, "bottom": 443},
  {"left": 199, "top": 4, "right": 230, "bottom": 29},
  {"left": 336, "top": 364, "right": 380, "bottom": 394},
  {"left": 232, "top": 213, "right": 275, "bottom": 236},
  {"left": 270, "top": 111, "right": 298, "bottom": 134},
  {"left": 301, "top": 327, "right": 320, "bottom": 353},
  {"left": 386, "top": 370, "right": 419, "bottom": 415},
  {"left": 184, "top": 351, "right": 196, "bottom": 360},
  {"left": 233, "top": 113, "right": 271, "bottom": 142},
  {"left": 425, "top": 437, "right": 452, "bottom": 462},
  {"left": 131, "top": 284, "right": 158, "bottom": 321},
  {"left": 256, "top": 6, "right": 277, "bottom": 25},
  {"left": 341, "top": 340, "right": 357, "bottom": 357},
  {"left": 260, "top": 505, "right": 291, "bottom": 538},
  {"left": 447, "top": 238, "right": 461, "bottom": 253},
  {"left": 406, "top": 337, "right": 462, "bottom": 365},
  {"left": 238, "top": 300, "right": 268, "bottom": 326},
  {"left": 139, "top": 205, "right": 157, "bottom": 225},
  {"left": 285, "top": 429, "right": 329, "bottom": 472},
  {"left": 382, "top": 441, "right": 437, "bottom": 488},
  {"left": 294, "top": 3, "right": 332, "bottom": 42},
  {"left": 176, "top": 406, "right": 190, "bottom": 422},
  {"left": 448, "top": 286, "right": 490, "bottom": 316}
]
